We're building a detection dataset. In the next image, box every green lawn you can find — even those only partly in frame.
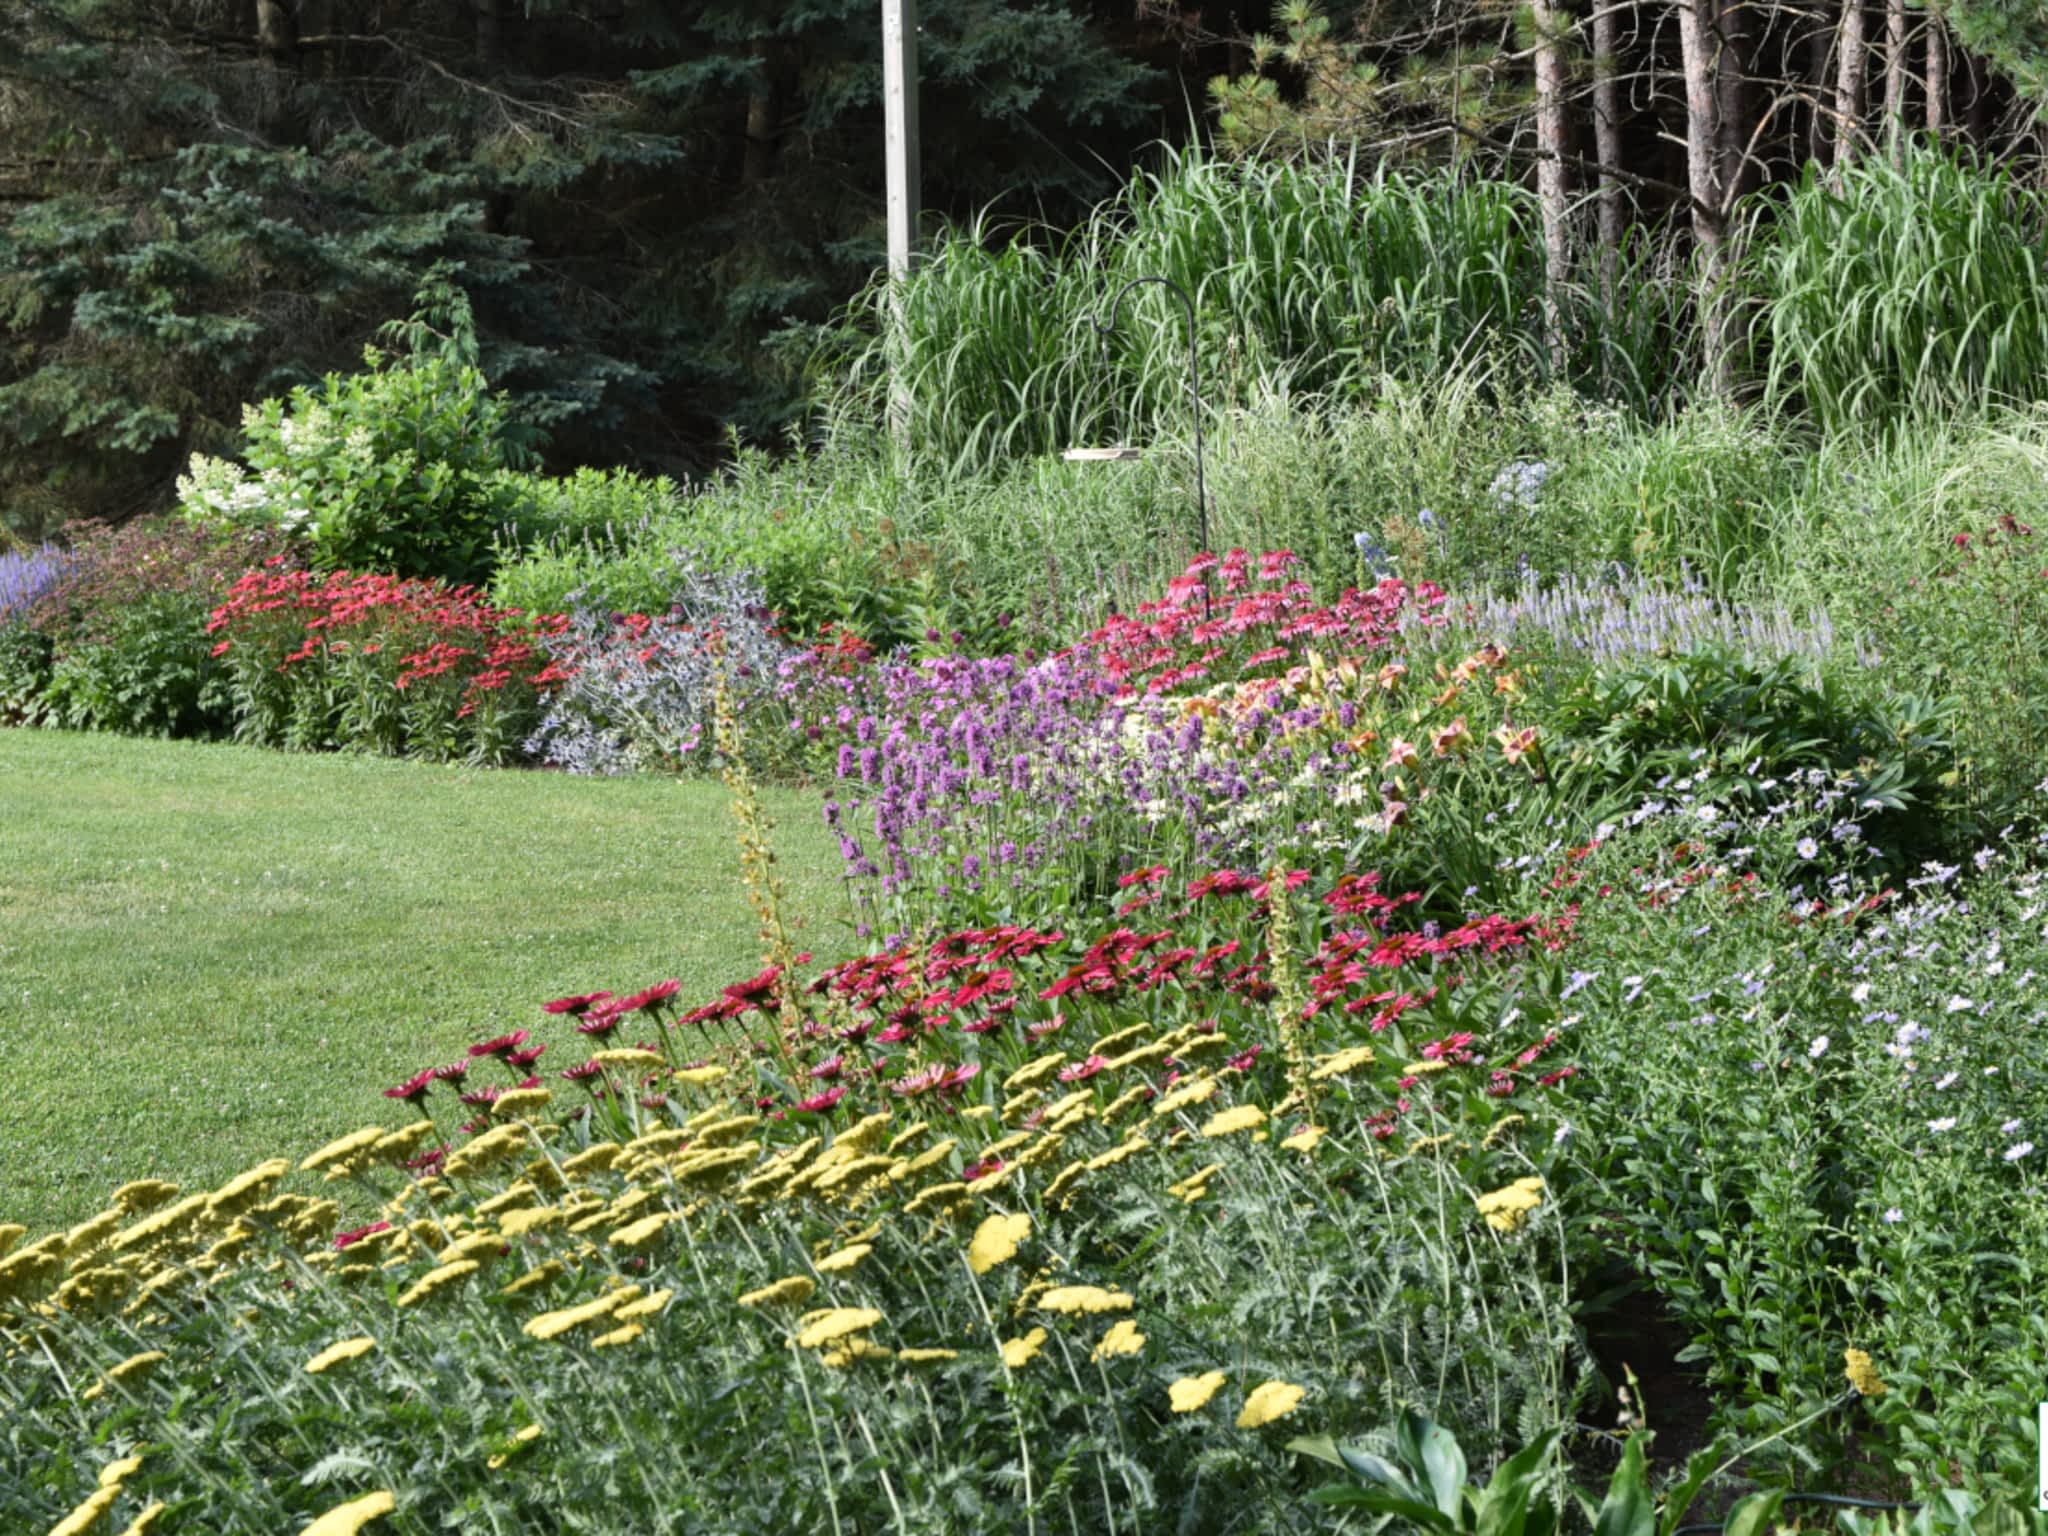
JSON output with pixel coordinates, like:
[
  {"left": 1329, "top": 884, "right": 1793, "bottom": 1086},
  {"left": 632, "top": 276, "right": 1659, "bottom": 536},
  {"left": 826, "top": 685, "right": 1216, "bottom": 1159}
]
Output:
[{"left": 0, "top": 729, "right": 843, "bottom": 1227}]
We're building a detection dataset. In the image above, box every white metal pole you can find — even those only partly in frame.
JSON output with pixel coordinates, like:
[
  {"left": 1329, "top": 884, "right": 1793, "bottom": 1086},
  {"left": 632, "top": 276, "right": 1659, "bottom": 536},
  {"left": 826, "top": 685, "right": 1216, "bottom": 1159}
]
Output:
[{"left": 882, "top": 0, "right": 919, "bottom": 442}]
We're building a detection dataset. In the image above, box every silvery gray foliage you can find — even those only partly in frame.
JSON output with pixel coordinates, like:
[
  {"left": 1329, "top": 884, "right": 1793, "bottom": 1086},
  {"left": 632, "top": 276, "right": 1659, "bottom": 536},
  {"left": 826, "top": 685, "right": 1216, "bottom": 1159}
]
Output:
[
  {"left": 1438, "top": 563, "right": 1876, "bottom": 667},
  {"left": 526, "top": 553, "right": 800, "bottom": 775}
]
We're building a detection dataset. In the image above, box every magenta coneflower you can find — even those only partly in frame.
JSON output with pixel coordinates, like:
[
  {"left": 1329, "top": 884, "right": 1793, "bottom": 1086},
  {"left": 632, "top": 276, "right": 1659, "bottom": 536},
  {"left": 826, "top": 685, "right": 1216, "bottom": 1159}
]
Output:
[
  {"left": 575, "top": 1008, "right": 625, "bottom": 1038},
  {"left": 383, "top": 1069, "right": 436, "bottom": 1103},
  {"left": 793, "top": 1084, "right": 848, "bottom": 1113},
  {"left": 430, "top": 1060, "right": 470, "bottom": 1082},
  {"left": 617, "top": 979, "right": 682, "bottom": 1014},
  {"left": 468, "top": 1030, "right": 530, "bottom": 1060},
  {"left": 541, "top": 991, "right": 613, "bottom": 1016}
]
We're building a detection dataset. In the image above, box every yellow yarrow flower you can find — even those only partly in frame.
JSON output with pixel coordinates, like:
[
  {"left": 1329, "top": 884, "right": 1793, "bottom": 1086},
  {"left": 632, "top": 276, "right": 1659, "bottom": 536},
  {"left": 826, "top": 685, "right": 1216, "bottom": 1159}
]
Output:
[
  {"left": 374, "top": 1122, "right": 436, "bottom": 1160},
  {"left": 814, "top": 1243, "right": 873, "bottom": 1274},
  {"left": 491, "top": 1088, "right": 554, "bottom": 1118},
  {"left": 498, "top": 1261, "right": 564, "bottom": 1298},
  {"left": 48, "top": 1487, "right": 122, "bottom": 1536},
  {"left": 592, "top": 1322, "right": 644, "bottom": 1349},
  {"left": 1037, "top": 1285, "right": 1134, "bottom": 1315},
  {"left": 298, "top": 1488, "right": 396, "bottom": 1536},
  {"left": 1236, "top": 1380, "right": 1306, "bottom": 1429},
  {"left": 1844, "top": 1348, "right": 1887, "bottom": 1397},
  {"left": 609, "top": 1211, "right": 680, "bottom": 1250},
  {"left": 1152, "top": 1077, "right": 1218, "bottom": 1116},
  {"left": 109, "top": 1181, "right": 180, "bottom": 1217},
  {"left": 99, "top": 1455, "right": 145, "bottom": 1489},
  {"left": 560, "top": 1144, "right": 622, "bottom": 1178},
  {"left": 1000, "top": 1327, "right": 1048, "bottom": 1368},
  {"left": 1086, "top": 1136, "right": 1148, "bottom": 1171},
  {"left": 1309, "top": 1046, "right": 1376, "bottom": 1081},
  {"left": 302, "top": 1126, "right": 387, "bottom": 1173},
  {"left": 593, "top": 1049, "right": 663, "bottom": 1069},
  {"left": 1166, "top": 1163, "right": 1224, "bottom": 1203},
  {"left": 1091, "top": 1318, "right": 1146, "bottom": 1361},
  {"left": 1474, "top": 1176, "right": 1546, "bottom": 1234},
  {"left": 397, "top": 1259, "right": 479, "bottom": 1308},
  {"left": 1200, "top": 1104, "right": 1268, "bottom": 1138},
  {"left": 307, "top": 1337, "right": 378, "bottom": 1374},
  {"left": 523, "top": 1286, "right": 640, "bottom": 1341},
  {"left": 1003, "top": 1053, "right": 1068, "bottom": 1092},
  {"left": 671, "top": 1065, "right": 729, "bottom": 1086},
  {"left": 967, "top": 1212, "right": 1031, "bottom": 1275},
  {"left": 897, "top": 1348, "right": 959, "bottom": 1365},
  {"left": 204, "top": 1158, "right": 291, "bottom": 1223},
  {"left": 1042, "top": 1161, "right": 1088, "bottom": 1207},
  {"left": 1169, "top": 1370, "right": 1227, "bottom": 1413},
  {"left": 0, "top": 1222, "right": 24, "bottom": 1258},
  {"left": 1280, "top": 1126, "right": 1327, "bottom": 1153},
  {"left": 738, "top": 1276, "right": 816, "bottom": 1309},
  {"left": 1404, "top": 1059, "right": 1450, "bottom": 1076},
  {"left": 795, "top": 1307, "right": 884, "bottom": 1349},
  {"left": 116, "top": 1503, "right": 167, "bottom": 1536},
  {"left": 613, "top": 1288, "right": 673, "bottom": 1322}
]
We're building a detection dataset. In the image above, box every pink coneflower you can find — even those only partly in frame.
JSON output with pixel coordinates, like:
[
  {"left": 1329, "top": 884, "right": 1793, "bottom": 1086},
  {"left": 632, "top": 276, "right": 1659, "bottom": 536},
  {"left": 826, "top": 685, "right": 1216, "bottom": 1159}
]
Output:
[
  {"left": 570, "top": 1008, "right": 622, "bottom": 1039},
  {"left": 793, "top": 1084, "right": 848, "bottom": 1114},
  {"left": 383, "top": 1069, "right": 436, "bottom": 1103},
  {"left": 468, "top": 1030, "right": 530, "bottom": 1060},
  {"left": 541, "top": 991, "right": 613, "bottom": 1016},
  {"left": 617, "top": 979, "right": 682, "bottom": 1014}
]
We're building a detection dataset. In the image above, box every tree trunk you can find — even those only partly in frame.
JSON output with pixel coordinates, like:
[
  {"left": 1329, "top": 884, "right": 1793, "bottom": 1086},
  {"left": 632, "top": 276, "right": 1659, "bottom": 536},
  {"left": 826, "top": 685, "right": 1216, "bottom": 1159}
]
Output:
[
  {"left": 257, "top": 0, "right": 298, "bottom": 66},
  {"left": 1833, "top": 0, "right": 1866, "bottom": 166},
  {"left": 1715, "top": 0, "right": 1762, "bottom": 204},
  {"left": 1807, "top": 2, "right": 1833, "bottom": 163},
  {"left": 1882, "top": 0, "right": 1907, "bottom": 159},
  {"left": 1531, "top": 0, "right": 1572, "bottom": 370},
  {"left": 1592, "top": 0, "right": 1626, "bottom": 315},
  {"left": 1926, "top": 12, "right": 1946, "bottom": 135},
  {"left": 476, "top": 0, "right": 502, "bottom": 74},
  {"left": 1679, "top": 0, "right": 1734, "bottom": 395}
]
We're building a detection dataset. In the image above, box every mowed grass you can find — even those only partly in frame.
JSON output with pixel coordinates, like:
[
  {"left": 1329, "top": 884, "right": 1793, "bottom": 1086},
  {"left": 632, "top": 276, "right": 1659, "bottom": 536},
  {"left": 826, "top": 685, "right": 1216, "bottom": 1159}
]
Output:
[{"left": 0, "top": 729, "right": 844, "bottom": 1228}]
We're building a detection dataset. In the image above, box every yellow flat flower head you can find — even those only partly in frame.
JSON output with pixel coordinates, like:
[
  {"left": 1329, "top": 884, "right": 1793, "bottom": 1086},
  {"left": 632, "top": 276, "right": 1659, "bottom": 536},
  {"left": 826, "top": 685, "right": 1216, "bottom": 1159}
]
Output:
[
  {"left": 967, "top": 1212, "right": 1031, "bottom": 1275},
  {"left": 613, "top": 1287, "right": 674, "bottom": 1321},
  {"left": 1309, "top": 1046, "right": 1376, "bottom": 1081},
  {"left": 897, "top": 1348, "right": 959, "bottom": 1365},
  {"left": 671, "top": 1065, "right": 729, "bottom": 1086},
  {"left": 1037, "top": 1285, "right": 1134, "bottom": 1315},
  {"left": 306, "top": 1337, "right": 378, "bottom": 1374},
  {"left": 591, "top": 1322, "right": 644, "bottom": 1349},
  {"left": 1091, "top": 1318, "right": 1146, "bottom": 1361},
  {"left": 1199, "top": 1104, "right": 1268, "bottom": 1138},
  {"left": 1236, "top": 1379, "right": 1306, "bottom": 1429},
  {"left": 1844, "top": 1347, "right": 1887, "bottom": 1397},
  {"left": 1000, "top": 1327, "right": 1048, "bottom": 1368},
  {"left": 299, "top": 1488, "right": 396, "bottom": 1536},
  {"left": 737, "top": 1276, "right": 816, "bottom": 1309},
  {"left": 795, "top": 1307, "right": 885, "bottom": 1349},
  {"left": 814, "top": 1243, "right": 873, "bottom": 1274},
  {"left": 1169, "top": 1370, "right": 1227, "bottom": 1413},
  {"left": 116, "top": 1502, "right": 167, "bottom": 1536},
  {"left": 1280, "top": 1126, "right": 1327, "bottom": 1153}
]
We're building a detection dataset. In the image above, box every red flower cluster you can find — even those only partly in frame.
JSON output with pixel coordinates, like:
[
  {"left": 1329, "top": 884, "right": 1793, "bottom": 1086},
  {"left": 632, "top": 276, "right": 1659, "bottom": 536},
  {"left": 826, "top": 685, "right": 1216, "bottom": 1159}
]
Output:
[{"left": 1070, "top": 550, "right": 1445, "bottom": 699}]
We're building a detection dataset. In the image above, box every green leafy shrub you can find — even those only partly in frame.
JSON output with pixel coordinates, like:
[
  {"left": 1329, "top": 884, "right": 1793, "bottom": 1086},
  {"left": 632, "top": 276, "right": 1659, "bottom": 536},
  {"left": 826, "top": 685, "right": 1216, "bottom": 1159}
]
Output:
[
  {"left": 18, "top": 519, "right": 290, "bottom": 739},
  {"left": 177, "top": 348, "right": 530, "bottom": 585},
  {"left": 1539, "top": 649, "right": 1957, "bottom": 867}
]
